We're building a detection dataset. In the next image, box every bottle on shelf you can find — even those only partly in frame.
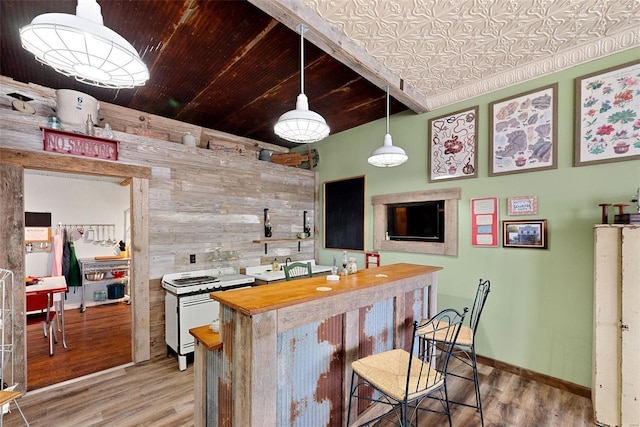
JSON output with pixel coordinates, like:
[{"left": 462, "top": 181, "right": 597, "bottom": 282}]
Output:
[{"left": 86, "top": 114, "right": 95, "bottom": 136}]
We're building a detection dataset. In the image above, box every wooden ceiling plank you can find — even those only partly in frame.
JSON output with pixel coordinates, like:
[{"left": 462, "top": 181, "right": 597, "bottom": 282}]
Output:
[{"left": 248, "top": 0, "right": 430, "bottom": 114}]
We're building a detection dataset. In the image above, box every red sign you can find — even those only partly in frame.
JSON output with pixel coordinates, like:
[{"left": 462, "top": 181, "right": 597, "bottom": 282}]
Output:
[
  {"left": 41, "top": 127, "right": 118, "bottom": 160},
  {"left": 471, "top": 197, "right": 499, "bottom": 247}
]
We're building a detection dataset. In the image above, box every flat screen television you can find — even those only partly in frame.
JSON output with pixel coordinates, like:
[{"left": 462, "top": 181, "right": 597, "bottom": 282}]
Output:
[{"left": 387, "top": 200, "right": 445, "bottom": 242}]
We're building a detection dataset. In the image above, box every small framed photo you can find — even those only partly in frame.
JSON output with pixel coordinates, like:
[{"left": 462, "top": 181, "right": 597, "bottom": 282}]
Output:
[
  {"left": 428, "top": 106, "right": 478, "bottom": 182},
  {"left": 502, "top": 219, "right": 547, "bottom": 249},
  {"left": 489, "top": 84, "right": 558, "bottom": 176},
  {"left": 507, "top": 196, "right": 538, "bottom": 216},
  {"left": 574, "top": 59, "right": 640, "bottom": 166}
]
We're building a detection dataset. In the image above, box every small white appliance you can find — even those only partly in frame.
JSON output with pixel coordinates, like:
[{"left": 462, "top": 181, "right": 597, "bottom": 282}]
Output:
[{"left": 162, "top": 267, "right": 255, "bottom": 371}]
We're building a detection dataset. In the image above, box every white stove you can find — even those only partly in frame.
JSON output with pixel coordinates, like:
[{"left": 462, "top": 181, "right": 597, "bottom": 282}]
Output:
[
  {"left": 161, "top": 267, "right": 255, "bottom": 295},
  {"left": 162, "top": 268, "right": 255, "bottom": 370}
]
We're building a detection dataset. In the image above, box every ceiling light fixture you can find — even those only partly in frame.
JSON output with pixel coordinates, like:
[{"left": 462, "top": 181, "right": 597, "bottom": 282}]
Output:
[
  {"left": 274, "top": 24, "right": 329, "bottom": 144},
  {"left": 367, "top": 86, "right": 408, "bottom": 167},
  {"left": 19, "top": 0, "right": 149, "bottom": 89}
]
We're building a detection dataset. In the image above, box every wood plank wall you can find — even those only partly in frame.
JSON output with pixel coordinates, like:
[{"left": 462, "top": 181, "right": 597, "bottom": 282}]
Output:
[{"left": 0, "top": 76, "right": 318, "bottom": 362}]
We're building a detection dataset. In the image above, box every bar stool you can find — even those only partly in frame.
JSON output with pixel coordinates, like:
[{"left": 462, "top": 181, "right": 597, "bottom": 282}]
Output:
[
  {"left": 347, "top": 307, "right": 468, "bottom": 426},
  {"left": 422, "top": 278, "right": 491, "bottom": 426}
]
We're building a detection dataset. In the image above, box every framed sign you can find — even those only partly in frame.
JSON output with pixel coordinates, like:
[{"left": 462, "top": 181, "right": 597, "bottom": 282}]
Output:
[
  {"left": 574, "top": 59, "right": 640, "bottom": 166},
  {"left": 502, "top": 219, "right": 547, "bottom": 249},
  {"left": 25, "top": 227, "right": 51, "bottom": 243},
  {"left": 428, "top": 106, "right": 478, "bottom": 182},
  {"left": 323, "top": 175, "right": 365, "bottom": 251},
  {"left": 471, "top": 197, "right": 499, "bottom": 247},
  {"left": 507, "top": 196, "right": 538, "bottom": 216},
  {"left": 489, "top": 84, "right": 558, "bottom": 176}
]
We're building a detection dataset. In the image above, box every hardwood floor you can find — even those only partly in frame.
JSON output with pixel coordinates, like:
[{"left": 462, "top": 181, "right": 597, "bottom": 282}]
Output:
[
  {"left": 8, "top": 305, "right": 595, "bottom": 426},
  {"left": 2, "top": 358, "right": 194, "bottom": 427},
  {"left": 377, "top": 359, "right": 595, "bottom": 427},
  {"left": 26, "top": 301, "right": 132, "bottom": 391},
  {"left": 2, "top": 355, "right": 595, "bottom": 426}
]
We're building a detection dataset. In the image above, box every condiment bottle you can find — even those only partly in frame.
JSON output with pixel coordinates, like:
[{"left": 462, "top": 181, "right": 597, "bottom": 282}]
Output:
[
  {"left": 347, "top": 258, "right": 357, "bottom": 274},
  {"left": 272, "top": 258, "right": 279, "bottom": 271},
  {"left": 341, "top": 251, "right": 348, "bottom": 276}
]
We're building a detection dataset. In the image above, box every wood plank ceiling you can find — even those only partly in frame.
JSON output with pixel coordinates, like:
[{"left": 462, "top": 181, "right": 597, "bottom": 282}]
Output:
[{"left": 1, "top": 1, "right": 638, "bottom": 149}]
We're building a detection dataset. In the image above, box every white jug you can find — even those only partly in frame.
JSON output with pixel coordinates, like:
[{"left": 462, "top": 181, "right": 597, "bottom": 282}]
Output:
[{"left": 182, "top": 132, "right": 197, "bottom": 147}]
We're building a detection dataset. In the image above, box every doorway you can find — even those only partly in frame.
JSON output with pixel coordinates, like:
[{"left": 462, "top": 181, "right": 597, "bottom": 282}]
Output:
[
  {"left": 24, "top": 170, "right": 132, "bottom": 390},
  {"left": 0, "top": 147, "right": 151, "bottom": 393}
]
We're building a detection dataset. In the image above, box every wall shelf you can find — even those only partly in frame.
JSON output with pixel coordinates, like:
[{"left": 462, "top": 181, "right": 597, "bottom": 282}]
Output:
[{"left": 253, "top": 238, "right": 316, "bottom": 254}]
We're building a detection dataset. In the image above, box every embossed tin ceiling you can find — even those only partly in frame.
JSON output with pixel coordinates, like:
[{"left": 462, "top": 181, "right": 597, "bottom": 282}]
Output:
[{"left": 1, "top": 0, "right": 638, "bottom": 148}]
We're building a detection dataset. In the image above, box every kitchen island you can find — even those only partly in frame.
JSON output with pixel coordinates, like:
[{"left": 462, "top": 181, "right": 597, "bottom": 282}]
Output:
[{"left": 190, "top": 263, "right": 441, "bottom": 426}]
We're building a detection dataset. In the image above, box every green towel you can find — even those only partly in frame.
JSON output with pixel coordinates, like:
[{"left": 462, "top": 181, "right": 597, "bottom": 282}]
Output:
[{"left": 67, "top": 241, "right": 82, "bottom": 286}]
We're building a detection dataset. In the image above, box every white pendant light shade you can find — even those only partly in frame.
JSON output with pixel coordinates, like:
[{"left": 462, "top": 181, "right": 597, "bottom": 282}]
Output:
[
  {"left": 19, "top": 0, "right": 149, "bottom": 89},
  {"left": 368, "top": 134, "right": 408, "bottom": 167},
  {"left": 368, "top": 86, "right": 408, "bottom": 167},
  {"left": 274, "top": 24, "right": 329, "bottom": 144},
  {"left": 274, "top": 94, "right": 329, "bottom": 143}
]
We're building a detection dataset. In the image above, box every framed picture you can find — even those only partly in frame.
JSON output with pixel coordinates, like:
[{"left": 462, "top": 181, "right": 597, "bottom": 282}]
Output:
[
  {"left": 507, "top": 195, "right": 538, "bottom": 216},
  {"left": 428, "top": 106, "right": 478, "bottom": 182},
  {"left": 489, "top": 84, "right": 558, "bottom": 176},
  {"left": 574, "top": 59, "right": 640, "bottom": 166},
  {"left": 502, "top": 219, "right": 547, "bottom": 249}
]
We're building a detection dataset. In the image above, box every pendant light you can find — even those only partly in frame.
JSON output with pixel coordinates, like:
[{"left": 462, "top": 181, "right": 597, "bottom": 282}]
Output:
[
  {"left": 19, "top": 0, "right": 149, "bottom": 89},
  {"left": 367, "top": 86, "right": 408, "bottom": 167},
  {"left": 274, "top": 24, "right": 330, "bottom": 144}
]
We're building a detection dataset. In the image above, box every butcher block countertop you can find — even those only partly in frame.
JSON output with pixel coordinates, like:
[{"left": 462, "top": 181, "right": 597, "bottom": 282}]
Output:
[
  {"left": 210, "top": 263, "right": 442, "bottom": 316},
  {"left": 189, "top": 325, "right": 221, "bottom": 351}
]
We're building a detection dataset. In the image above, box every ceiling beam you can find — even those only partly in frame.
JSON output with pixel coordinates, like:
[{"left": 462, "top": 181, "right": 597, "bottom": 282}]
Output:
[{"left": 248, "top": 0, "right": 431, "bottom": 114}]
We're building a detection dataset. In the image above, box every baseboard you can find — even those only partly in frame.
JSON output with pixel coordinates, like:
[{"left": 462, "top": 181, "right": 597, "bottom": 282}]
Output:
[{"left": 476, "top": 354, "right": 591, "bottom": 399}]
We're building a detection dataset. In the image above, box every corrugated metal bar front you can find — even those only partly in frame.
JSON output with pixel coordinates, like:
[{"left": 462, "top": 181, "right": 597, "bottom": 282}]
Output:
[
  {"left": 206, "top": 345, "right": 220, "bottom": 426},
  {"left": 207, "top": 305, "right": 235, "bottom": 427},
  {"left": 356, "top": 297, "right": 395, "bottom": 416},
  {"left": 278, "top": 314, "right": 344, "bottom": 426}
]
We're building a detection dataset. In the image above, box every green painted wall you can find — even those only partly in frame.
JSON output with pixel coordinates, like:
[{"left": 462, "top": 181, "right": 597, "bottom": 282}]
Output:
[{"left": 312, "top": 47, "right": 639, "bottom": 388}]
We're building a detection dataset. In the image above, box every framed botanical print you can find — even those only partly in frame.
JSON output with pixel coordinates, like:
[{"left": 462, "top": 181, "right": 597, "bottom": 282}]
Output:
[
  {"left": 428, "top": 106, "right": 478, "bottom": 182},
  {"left": 574, "top": 59, "right": 640, "bottom": 166},
  {"left": 489, "top": 84, "right": 558, "bottom": 176}
]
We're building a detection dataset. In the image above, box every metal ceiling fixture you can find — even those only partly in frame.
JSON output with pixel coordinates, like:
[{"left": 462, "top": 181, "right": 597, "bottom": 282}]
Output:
[
  {"left": 19, "top": 0, "right": 149, "bottom": 89},
  {"left": 367, "top": 86, "right": 408, "bottom": 168},
  {"left": 274, "top": 24, "right": 330, "bottom": 144}
]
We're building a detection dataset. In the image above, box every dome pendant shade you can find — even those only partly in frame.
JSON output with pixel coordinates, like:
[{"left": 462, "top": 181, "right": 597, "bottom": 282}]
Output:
[
  {"left": 367, "top": 86, "right": 408, "bottom": 167},
  {"left": 274, "top": 24, "right": 329, "bottom": 144},
  {"left": 19, "top": 0, "right": 149, "bottom": 89},
  {"left": 368, "top": 134, "right": 408, "bottom": 167},
  {"left": 274, "top": 94, "right": 330, "bottom": 143}
]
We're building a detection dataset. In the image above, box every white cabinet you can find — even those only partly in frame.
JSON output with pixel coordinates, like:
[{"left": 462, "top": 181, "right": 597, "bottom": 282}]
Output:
[
  {"left": 79, "top": 258, "right": 130, "bottom": 312},
  {"left": 593, "top": 225, "right": 640, "bottom": 427}
]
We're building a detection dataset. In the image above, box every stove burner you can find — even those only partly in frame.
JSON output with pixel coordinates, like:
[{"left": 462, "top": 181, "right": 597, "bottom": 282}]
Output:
[{"left": 171, "top": 275, "right": 219, "bottom": 287}]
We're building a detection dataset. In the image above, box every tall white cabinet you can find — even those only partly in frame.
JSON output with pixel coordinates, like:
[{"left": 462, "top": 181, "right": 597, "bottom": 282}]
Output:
[{"left": 593, "top": 225, "right": 640, "bottom": 427}]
